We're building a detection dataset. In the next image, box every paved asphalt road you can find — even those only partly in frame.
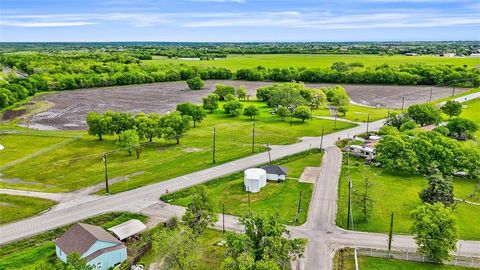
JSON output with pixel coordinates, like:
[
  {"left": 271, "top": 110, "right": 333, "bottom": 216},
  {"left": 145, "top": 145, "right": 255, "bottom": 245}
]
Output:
[{"left": 0, "top": 120, "right": 384, "bottom": 244}]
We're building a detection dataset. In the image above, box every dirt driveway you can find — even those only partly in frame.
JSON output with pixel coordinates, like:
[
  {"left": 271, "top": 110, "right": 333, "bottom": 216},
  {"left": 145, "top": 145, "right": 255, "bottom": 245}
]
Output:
[{"left": 17, "top": 80, "right": 465, "bottom": 130}]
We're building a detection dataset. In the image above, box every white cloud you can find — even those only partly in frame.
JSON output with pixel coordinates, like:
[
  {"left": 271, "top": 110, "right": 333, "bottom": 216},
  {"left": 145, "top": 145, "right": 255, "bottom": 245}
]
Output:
[{"left": 0, "top": 21, "right": 96, "bottom": 27}]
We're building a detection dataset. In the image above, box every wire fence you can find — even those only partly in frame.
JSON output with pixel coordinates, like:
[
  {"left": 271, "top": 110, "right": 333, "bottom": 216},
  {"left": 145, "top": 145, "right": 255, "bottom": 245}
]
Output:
[{"left": 356, "top": 248, "right": 480, "bottom": 268}]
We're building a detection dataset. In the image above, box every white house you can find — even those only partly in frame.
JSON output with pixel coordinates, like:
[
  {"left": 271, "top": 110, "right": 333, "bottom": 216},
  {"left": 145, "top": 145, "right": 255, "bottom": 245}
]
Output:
[
  {"left": 348, "top": 145, "right": 376, "bottom": 160},
  {"left": 244, "top": 168, "right": 267, "bottom": 193},
  {"left": 261, "top": 165, "right": 288, "bottom": 182}
]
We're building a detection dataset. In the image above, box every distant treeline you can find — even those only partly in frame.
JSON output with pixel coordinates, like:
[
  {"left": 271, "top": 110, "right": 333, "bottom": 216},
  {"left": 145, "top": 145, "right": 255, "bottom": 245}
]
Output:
[
  {"left": 0, "top": 52, "right": 479, "bottom": 109},
  {"left": 0, "top": 41, "right": 478, "bottom": 57}
]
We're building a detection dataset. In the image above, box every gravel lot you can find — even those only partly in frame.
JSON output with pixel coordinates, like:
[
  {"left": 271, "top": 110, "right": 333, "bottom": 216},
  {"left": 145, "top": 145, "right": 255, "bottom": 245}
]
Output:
[{"left": 18, "top": 80, "right": 465, "bottom": 130}]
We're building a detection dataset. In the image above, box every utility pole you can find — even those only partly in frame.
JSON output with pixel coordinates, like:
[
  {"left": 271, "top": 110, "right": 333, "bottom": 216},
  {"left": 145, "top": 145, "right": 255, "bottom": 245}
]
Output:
[
  {"left": 401, "top": 94, "right": 406, "bottom": 111},
  {"left": 366, "top": 114, "right": 370, "bottom": 134},
  {"left": 347, "top": 179, "right": 352, "bottom": 229},
  {"left": 320, "top": 125, "right": 325, "bottom": 151},
  {"left": 452, "top": 84, "right": 456, "bottom": 97},
  {"left": 103, "top": 153, "right": 109, "bottom": 194},
  {"left": 334, "top": 115, "right": 337, "bottom": 130},
  {"left": 267, "top": 143, "right": 272, "bottom": 164},
  {"left": 222, "top": 203, "right": 225, "bottom": 233},
  {"left": 212, "top": 126, "right": 216, "bottom": 164},
  {"left": 388, "top": 212, "right": 394, "bottom": 257},
  {"left": 252, "top": 122, "right": 255, "bottom": 153},
  {"left": 387, "top": 109, "right": 390, "bottom": 119},
  {"left": 295, "top": 191, "right": 303, "bottom": 224},
  {"left": 429, "top": 87, "right": 433, "bottom": 102}
]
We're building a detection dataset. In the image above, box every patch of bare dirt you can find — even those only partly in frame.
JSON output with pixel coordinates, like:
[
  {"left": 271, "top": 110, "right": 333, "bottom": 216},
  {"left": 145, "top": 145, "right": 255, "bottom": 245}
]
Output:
[
  {"left": 183, "top": 147, "right": 204, "bottom": 153},
  {"left": 299, "top": 167, "right": 321, "bottom": 183},
  {"left": 21, "top": 80, "right": 466, "bottom": 130}
]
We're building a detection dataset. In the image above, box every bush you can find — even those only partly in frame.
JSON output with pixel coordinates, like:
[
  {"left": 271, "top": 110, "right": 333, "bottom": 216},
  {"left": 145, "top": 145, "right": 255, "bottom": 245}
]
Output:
[
  {"left": 186, "top": 76, "right": 204, "bottom": 90},
  {"left": 214, "top": 84, "right": 235, "bottom": 100},
  {"left": 378, "top": 125, "right": 399, "bottom": 136},
  {"left": 433, "top": 126, "right": 450, "bottom": 136},
  {"left": 223, "top": 100, "right": 244, "bottom": 117}
]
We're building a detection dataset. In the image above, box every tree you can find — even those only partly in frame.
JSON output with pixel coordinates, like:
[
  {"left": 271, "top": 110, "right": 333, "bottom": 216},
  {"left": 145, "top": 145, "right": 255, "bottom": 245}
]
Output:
[
  {"left": 310, "top": 88, "right": 327, "bottom": 109},
  {"left": 160, "top": 111, "right": 190, "bottom": 144},
  {"left": 385, "top": 113, "right": 411, "bottom": 130},
  {"left": 86, "top": 112, "right": 111, "bottom": 140},
  {"left": 336, "top": 106, "right": 347, "bottom": 117},
  {"left": 441, "top": 100, "right": 462, "bottom": 118},
  {"left": 419, "top": 166, "right": 454, "bottom": 206},
  {"left": 118, "top": 129, "right": 140, "bottom": 157},
  {"left": 378, "top": 125, "right": 399, "bottom": 136},
  {"left": 186, "top": 76, "right": 204, "bottom": 90},
  {"left": 176, "top": 102, "right": 206, "bottom": 127},
  {"left": 410, "top": 203, "right": 458, "bottom": 262},
  {"left": 399, "top": 119, "right": 417, "bottom": 131},
  {"left": 135, "top": 113, "right": 161, "bottom": 142},
  {"left": 433, "top": 126, "right": 450, "bottom": 136},
  {"left": 202, "top": 93, "right": 219, "bottom": 113},
  {"left": 222, "top": 213, "right": 306, "bottom": 270},
  {"left": 106, "top": 111, "right": 134, "bottom": 140},
  {"left": 243, "top": 105, "right": 260, "bottom": 120},
  {"left": 293, "top": 106, "right": 312, "bottom": 123},
  {"left": 223, "top": 100, "right": 244, "bottom": 117},
  {"left": 267, "top": 83, "right": 307, "bottom": 109},
  {"left": 331, "top": 62, "right": 350, "bottom": 72},
  {"left": 407, "top": 103, "right": 442, "bottom": 126},
  {"left": 214, "top": 84, "right": 236, "bottom": 100},
  {"left": 375, "top": 134, "right": 419, "bottom": 174},
  {"left": 182, "top": 186, "right": 218, "bottom": 235},
  {"left": 277, "top": 105, "right": 290, "bottom": 120},
  {"left": 224, "top": 93, "right": 237, "bottom": 101},
  {"left": 446, "top": 118, "right": 478, "bottom": 138},
  {"left": 152, "top": 226, "right": 199, "bottom": 270},
  {"left": 236, "top": 85, "right": 247, "bottom": 100},
  {"left": 355, "top": 166, "right": 376, "bottom": 222},
  {"left": 326, "top": 86, "right": 350, "bottom": 106}
]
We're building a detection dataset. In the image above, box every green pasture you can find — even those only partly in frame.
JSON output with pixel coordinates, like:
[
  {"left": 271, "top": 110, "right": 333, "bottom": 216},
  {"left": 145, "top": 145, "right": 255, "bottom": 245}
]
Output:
[
  {"left": 0, "top": 194, "right": 57, "bottom": 224},
  {"left": 163, "top": 149, "right": 321, "bottom": 225},
  {"left": 336, "top": 157, "right": 480, "bottom": 240},
  {"left": 145, "top": 54, "right": 480, "bottom": 71},
  {"left": 0, "top": 101, "right": 354, "bottom": 193}
]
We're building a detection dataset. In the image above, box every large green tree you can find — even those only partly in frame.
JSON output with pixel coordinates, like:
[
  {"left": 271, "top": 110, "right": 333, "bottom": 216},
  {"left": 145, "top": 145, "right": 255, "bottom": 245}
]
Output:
[
  {"left": 223, "top": 100, "right": 244, "bottom": 117},
  {"left": 160, "top": 111, "right": 191, "bottom": 144},
  {"left": 202, "top": 93, "right": 219, "bottom": 113},
  {"left": 222, "top": 213, "right": 306, "bottom": 270},
  {"left": 135, "top": 113, "right": 161, "bottom": 142},
  {"left": 441, "top": 100, "right": 462, "bottom": 118},
  {"left": 375, "top": 134, "right": 419, "bottom": 174},
  {"left": 293, "top": 106, "right": 312, "bottom": 123},
  {"left": 152, "top": 226, "right": 199, "bottom": 270},
  {"left": 410, "top": 203, "right": 458, "bottom": 262},
  {"left": 407, "top": 103, "right": 442, "bottom": 126},
  {"left": 243, "top": 105, "right": 260, "bottom": 120},
  {"left": 176, "top": 102, "right": 206, "bottom": 127},
  {"left": 86, "top": 112, "right": 111, "bottom": 140},
  {"left": 186, "top": 76, "right": 204, "bottom": 90},
  {"left": 117, "top": 129, "right": 140, "bottom": 157},
  {"left": 214, "top": 84, "right": 236, "bottom": 100},
  {"left": 446, "top": 118, "right": 478, "bottom": 138},
  {"left": 182, "top": 186, "right": 218, "bottom": 235}
]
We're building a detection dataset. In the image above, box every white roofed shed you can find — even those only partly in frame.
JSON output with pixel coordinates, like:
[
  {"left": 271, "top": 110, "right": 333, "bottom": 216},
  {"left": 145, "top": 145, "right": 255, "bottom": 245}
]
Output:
[{"left": 108, "top": 219, "right": 147, "bottom": 241}]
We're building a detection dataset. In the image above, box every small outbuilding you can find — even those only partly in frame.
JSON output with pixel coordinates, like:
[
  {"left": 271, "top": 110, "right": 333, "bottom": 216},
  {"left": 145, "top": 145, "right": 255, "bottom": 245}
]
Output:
[
  {"left": 261, "top": 165, "right": 288, "bottom": 182},
  {"left": 244, "top": 168, "right": 267, "bottom": 193},
  {"left": 54, "top": 223, "right": 127, "bottom": 270},
  {"left": 108, "top": 219, "right": 147, "bottom": 241},
  {"left": 348, "top": 145, "right": 376, "bottom": 160}
]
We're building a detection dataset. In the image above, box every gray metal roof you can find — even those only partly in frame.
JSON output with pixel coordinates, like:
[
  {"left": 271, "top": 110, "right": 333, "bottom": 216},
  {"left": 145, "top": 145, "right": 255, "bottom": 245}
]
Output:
[
  {"left": 108, "top": 219, "right": 147, "bottom": 240},
  {"left": 261, "top": 165, "right": 288, "bottom": 175}
]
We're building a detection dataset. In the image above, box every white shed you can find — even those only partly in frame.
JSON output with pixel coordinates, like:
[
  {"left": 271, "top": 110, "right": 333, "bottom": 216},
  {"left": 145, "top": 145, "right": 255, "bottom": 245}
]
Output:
[
  {"left": 108, "top": 219, "right": 147, "bottom": 241},
  {"left": 349, "top": 145, "right": 376, "bottom": 160},
  {"left": 244, "top": 168, "right": 267, "bottom": 193}
]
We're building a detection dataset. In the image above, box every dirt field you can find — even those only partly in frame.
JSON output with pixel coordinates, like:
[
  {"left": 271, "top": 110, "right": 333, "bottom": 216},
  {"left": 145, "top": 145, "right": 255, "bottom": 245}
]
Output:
[{"left": 15, "top": 80, "right": 465, "bottom": 130}]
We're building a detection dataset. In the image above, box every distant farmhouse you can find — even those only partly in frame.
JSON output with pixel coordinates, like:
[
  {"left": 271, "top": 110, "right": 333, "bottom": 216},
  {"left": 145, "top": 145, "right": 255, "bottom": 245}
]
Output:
[
  {"left": 405, "top": 53, "right": 418, "bottom": 56},
  {"left": 54, "top": 223, "right": 127, "bottom": 270},
  {"left": 261, "top": 165, "right": 288, "bottom": 182}
]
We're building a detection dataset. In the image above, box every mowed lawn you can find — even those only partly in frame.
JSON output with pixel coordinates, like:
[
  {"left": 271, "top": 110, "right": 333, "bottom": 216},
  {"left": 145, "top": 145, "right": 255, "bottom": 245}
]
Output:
[
  {"left": 0, "top": 101, "right": 354, "bottom": 193},
  {"left": 145, "top": 54, "right": 480, "bottom": 71},
  {"left": 0, "top": 134, "right": 70, "bottom": 165},
  {"left": 354, "top": 256, "right": 476, "bottom": 270},
  {"left": 164, "top": 150, "right": 322, "bottom": 225},
  {"left": 0, "top": 194, "right": 57, "bottom": 224},
  {"left": 336, "top": 158, "right": 480, "bottom": 240},
  {"left": 460, "top": 98, "right": 480, "bottom": 137},
  {"left": 313, "top": 103, "right": 401, "bottom": 122}
]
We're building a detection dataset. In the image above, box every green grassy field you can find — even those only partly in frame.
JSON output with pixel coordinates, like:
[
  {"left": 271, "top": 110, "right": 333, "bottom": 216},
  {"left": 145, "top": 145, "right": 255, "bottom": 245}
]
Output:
[
  {"left": 459, "top": 98, "right": 480, "bottom": 138},
  {"left": 355, "top": 256, "right": 476, "bottom": 270},
  {"left": 0, "top": 212, "right": 147, "bottom": 270},
  {"left": 145, "top": 54, "right": 480, "bottom": 71},
  {"left": 163, "top": 149, "right": 321, "bottom": 225},
  {"left": 0, "top": 101, "right": 354, "bottom": 194},
  {"left": 0, "top": 194, "right": 57, "bottom": 224},
  {"left": 336, "top": 158, "right": 480, "bottom": 240},
  {"left": 342, "top": 104, "right": 401, "bottom": 122}
]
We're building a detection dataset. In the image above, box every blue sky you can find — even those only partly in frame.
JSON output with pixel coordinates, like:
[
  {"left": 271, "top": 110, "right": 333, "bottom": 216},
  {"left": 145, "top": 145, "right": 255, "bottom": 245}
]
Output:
[{"left": 1, "top": 0, "right": 479, "bottom": 42}]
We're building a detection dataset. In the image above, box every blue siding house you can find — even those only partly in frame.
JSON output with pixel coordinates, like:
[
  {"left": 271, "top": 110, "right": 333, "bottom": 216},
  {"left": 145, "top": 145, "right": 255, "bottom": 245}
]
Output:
[{"left": 54, "top": 223, "right": 127, "bottom": 270}]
